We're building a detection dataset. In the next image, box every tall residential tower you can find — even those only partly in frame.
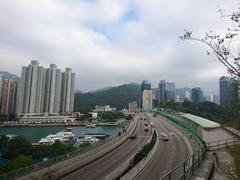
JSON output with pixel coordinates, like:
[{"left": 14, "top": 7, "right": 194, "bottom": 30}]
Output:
[{"left": 16, "top": 60, "right": 75, "bottom": 115}]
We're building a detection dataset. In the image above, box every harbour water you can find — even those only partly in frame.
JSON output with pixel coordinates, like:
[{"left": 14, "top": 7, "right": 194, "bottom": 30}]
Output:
[{"left": 0, "top": 126, "right": 121, "bottom": 143}]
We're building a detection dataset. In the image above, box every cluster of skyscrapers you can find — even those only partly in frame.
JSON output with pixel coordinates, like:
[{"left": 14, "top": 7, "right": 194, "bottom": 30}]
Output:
[
  {"left": 0, "top": 60, "right": 75, "bottom": 116},
  {"left": 141, "top": 76, "right": 239, "bottom": 111}
]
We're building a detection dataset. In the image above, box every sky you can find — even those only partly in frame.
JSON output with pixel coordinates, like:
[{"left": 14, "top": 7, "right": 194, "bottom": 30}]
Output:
[{"left": 0, "top": 0, "right": 238, "bottom": 94}]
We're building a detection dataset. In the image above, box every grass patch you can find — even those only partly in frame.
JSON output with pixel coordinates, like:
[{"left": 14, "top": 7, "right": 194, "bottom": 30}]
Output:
[{"left": 227, "top": 145, "right": 240, "bottom": 179}]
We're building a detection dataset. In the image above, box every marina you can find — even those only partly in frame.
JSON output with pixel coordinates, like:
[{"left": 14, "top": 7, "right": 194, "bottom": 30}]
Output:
[{"left": 0, "top": 126, "right": 121, "bottom": 143}]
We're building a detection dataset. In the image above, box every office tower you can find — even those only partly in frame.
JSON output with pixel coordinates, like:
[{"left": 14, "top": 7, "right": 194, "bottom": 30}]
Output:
[
  {"left": 141, "top": 80, "right": 151, "bottom": 108},
  {"left": 219, "top": 76, "right": 239, "bottom": 106},
  {"left": 142, "top": 90, "right": 152, "bottom": 111},
  {"left": 44, "top": 64, "right": 62, "bottom": 113},
  {"left": 191, "top": 87, "right": 204, "bottom": 103},
  {"left": 151, "top": 88, "right": 158, "bottom": 107},
  {"left": 17, "top": 60, "right": 45, "bottom": 114},
  {"left": 0, "top": 76, "right": 17, "bottom": 115},
  {"left": 175, "top": 87, "right": 191, "bottom": 102},
  {"left": 158, "top": 80, "right": 175, "bottom": 104},
  {"left": 60, "top": 68, "right": 75, "bottom": 113}
]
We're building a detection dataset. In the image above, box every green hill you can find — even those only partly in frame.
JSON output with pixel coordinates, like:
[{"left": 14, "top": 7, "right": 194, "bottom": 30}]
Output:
[{"left": 74, "top": 83, "right": 141, "bottom": 112}]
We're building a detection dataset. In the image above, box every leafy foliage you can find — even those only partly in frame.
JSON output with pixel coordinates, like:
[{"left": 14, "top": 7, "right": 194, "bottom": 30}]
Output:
[
  {"left": 159, "top": 101, "right": 237, "bottom": 124},
  {"left": 4, "top": 136, "right": 32, "bottom": 160},
  {"left": 0, "top": 135, "right": 73, "bottom": 174},
  {"left": 98, "top": 111, "right": 125, "bottom": 122},
  {"left": 0, "top": 155, "right": 33, "bottom": 174},
  {"left": 180, "top": 6, "right": 240, "bottom": 78},
  {"left": 74, "top": 83, "right": 141, "bottom": 113},
  {"left": 133, "top": 130, "right": 157, "bottom": 165}
]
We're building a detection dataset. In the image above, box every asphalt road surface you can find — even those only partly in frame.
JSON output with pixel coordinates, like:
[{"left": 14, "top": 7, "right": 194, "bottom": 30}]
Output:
[
  {"left": 136, "top": 114, "right": 189, "bottom": 180},
  {"left": 61, "top": 114, "right": 151, "bottom": 180}
]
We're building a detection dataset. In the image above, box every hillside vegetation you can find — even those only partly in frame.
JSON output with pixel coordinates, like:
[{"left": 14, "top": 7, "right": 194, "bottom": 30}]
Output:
[
  {"left": 159, "top": 101, "right": 240, "bottom": 128},
  {"left": 74, "top": 83, "right": 141, "bottom": 112}
]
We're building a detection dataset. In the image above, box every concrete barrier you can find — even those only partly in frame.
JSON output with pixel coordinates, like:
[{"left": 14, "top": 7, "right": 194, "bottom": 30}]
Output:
[
  {"left": 120, "top": 131, "right": 159, "bottom": 180},
  {"left": 18, "top": 117, "right": 138, "bottom": 180}
]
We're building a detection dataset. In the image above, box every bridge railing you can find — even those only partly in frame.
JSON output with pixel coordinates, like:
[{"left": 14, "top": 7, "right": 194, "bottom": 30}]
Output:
[
  {"left": 206, "top": 137, "right": 240, "bottom": 151},
  {"left": 160, "top": 145, "right": 205, "bottom": 180},
  {"left": 160, "top": 137, "right": 240, "bottom": 180}
]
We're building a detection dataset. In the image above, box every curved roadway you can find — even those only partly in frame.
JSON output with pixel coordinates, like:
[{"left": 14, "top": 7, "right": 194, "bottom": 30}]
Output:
[
  {"left": 136, "top": 114, "right": 190, "bottom": 180},
  {"left": 62, "top": 114, "right": 151, "bottom": 180}
]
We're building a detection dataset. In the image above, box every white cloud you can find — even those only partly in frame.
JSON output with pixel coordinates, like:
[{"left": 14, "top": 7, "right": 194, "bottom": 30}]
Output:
[{"left": 0, "top": 0, "right": 237, "bottom": 93}]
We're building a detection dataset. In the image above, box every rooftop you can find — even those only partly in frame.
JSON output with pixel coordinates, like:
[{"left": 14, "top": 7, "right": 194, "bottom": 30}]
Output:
[{"left": 181, "top": 113, "right": 220, "bottom": 128}]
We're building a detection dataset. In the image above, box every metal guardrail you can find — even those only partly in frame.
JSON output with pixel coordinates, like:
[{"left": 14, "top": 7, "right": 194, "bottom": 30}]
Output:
[
  {"left": 160, "top": 145, "right": 205, "bottom": 180},
  {"left": 223, "top": 127, "right": 240, "bottom": 139},
  {"left": 0, "top": 122, "right": 133, "bottom": 180},
  {"left": 160, "top": 137, "right": 240, "bottom": 180},
  {"left": 206, "top": 137, "right": 240, "bottom": 151}
]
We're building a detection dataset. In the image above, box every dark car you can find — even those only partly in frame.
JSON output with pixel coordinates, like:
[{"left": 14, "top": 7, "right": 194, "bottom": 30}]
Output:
[{"left": 130, "top": 133, "right": 137, "bottom": 139}]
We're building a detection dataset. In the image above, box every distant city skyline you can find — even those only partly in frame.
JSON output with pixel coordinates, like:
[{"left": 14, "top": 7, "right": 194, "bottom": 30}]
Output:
[{"left": 0, "top": 68, "right": 223, "bottom": 96}]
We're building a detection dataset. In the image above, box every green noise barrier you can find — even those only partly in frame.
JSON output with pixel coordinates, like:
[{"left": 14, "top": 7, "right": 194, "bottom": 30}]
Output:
[{"left": 158, "top": 111, "right": 203, "bottom": 144}]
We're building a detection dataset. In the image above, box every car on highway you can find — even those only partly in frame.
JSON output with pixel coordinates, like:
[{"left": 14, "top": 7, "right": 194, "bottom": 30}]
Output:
[
  {"left": 160, "top": 132, "right": 168, "bottom": 141},
  {"left": 144, "top": 128, "right": 149, "bottom": 132},
  {"left": 144, "top": 123, "right": 148, "bottom": 126},
  {"left": 130, "top": 133, "right": 137, "bottom": 139}
]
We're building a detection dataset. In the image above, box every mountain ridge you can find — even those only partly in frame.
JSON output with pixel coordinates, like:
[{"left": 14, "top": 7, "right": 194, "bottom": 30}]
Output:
[{"left": 74, "top": 83, "right": 141, "bottom": 112}]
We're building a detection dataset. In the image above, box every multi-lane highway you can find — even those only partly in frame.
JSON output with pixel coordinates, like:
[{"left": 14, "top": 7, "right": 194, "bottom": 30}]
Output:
[
  {"left": 62, "top": 113, "right": 194, "bottom": 180},
  {"left": 61, "top": 114, "right": 151, "bottom": 180},
  {"left": 136, "top": 114, "right": 191, "bottom": 180}
]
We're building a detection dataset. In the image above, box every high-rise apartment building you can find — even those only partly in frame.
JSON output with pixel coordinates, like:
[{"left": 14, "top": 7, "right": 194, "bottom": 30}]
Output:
[
  {"left": 219, "top": 76, "right": 239, "bottom": 106},
  {"left": 44, "top": 64, "right": 62, "bottom": 113},
  {"left": 0, "top": 76, "right": 17, "bottom": 115},
  {"left": 140, "top": 80, "right": 151, "bottom": 108},
  {"left": 60, "top": 68, "right": 75, "bottom": 113},
  {"left": 17, "top": 60, "right": 45, "bottom": 114},
  {"left": 142, "top": 90, "right": 152, "bottom": 111},
  {"left": 17, "top": 60, "right": 75, "bottom": 115},
  {"left": 191, "top": 87, "right": 203, "bottom": 103},
  {"left": 158, "top": 80, "right": 175, "bottom": 103}
]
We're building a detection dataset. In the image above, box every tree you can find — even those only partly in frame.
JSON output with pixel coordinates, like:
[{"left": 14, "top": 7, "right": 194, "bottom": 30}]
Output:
[
  {"left": 180, "top": 6, "right": 240, "bottom": 78},
  {"left": 5, "top": 136, "right": 32, "bottom": 159},
  {"left": 46, "top": 141, "right": 70, "bottom": 158},
  {"left": 0, "top": 135, "right": 9, "bottom": 156},
  {"left": 0, "top": 155, "right": 33, "bottom": 175}
]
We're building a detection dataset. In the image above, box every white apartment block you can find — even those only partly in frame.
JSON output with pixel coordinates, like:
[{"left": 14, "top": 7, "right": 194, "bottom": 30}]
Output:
[
  {"left": 17, "top": 60, "right": 75, "bottom": 115},
  {"left": 142, "top": 90, "right": 152, "bottom": 112}
]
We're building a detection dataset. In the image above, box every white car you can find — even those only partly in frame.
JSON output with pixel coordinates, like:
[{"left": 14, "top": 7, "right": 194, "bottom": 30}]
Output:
[{"left": 160, "top": 132, "right": 168, "bottom": 141}]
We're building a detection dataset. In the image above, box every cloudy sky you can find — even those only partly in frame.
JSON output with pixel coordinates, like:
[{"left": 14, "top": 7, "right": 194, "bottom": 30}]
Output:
[{"left": 0, "top": 0, "right": 237, "bottom": 94}]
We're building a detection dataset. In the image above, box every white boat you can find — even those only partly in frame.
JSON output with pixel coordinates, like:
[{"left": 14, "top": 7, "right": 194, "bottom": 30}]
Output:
[
  {"left": 85, "top": 124, "right": 97, "bottom": 128},
  {"left": 38, "top": 129, "right": 76, "bottom": 145},
  {"left": 77, "top": 135, "right": 99, "bottom": 144}
]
